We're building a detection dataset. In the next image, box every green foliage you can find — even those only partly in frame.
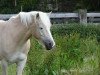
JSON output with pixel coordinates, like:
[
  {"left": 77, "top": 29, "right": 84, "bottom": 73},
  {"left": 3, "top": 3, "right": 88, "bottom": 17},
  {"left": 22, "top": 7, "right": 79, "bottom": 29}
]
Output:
[
  {"left": 76, "top": 0, "right": 100, "bottom": 11},
  {"left": 52, "top": 23, "right": 100, "bottom": 38},
  {"left": 0, "top": 0, "right": 39, "bottom": 14},
  {"left": 0, "top": 0, "right": 100, "bottom": 13},
  {"left": 25, "top": 23, "right": 100, "bottom": 75}
]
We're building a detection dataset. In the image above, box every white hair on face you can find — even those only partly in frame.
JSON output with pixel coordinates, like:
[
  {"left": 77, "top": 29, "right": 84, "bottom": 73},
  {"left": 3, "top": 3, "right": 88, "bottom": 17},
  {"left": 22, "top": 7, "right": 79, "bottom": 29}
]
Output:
[
  {"left": 19, "top": 11, "right": 37, "bottom": 26},
  {"left": 19, "top": 12, "right": 31, "bottom": 26},
  {"left": 19, "top": 11, "right": 51, "bottom": 27}
]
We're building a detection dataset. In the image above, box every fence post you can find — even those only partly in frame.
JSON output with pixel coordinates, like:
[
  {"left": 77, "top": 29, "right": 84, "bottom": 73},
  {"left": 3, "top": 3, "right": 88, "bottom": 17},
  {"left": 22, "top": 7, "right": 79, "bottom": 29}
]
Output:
[{"left": 79, "top": 9, "right": 87, "bottom": 24}]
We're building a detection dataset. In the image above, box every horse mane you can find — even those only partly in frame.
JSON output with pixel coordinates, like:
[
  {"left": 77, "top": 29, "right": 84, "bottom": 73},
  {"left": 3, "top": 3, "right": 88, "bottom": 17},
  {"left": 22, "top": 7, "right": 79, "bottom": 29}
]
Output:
[
  {"left": 10, "top": 11, "right": 51, "bottom": 27},
  {"left": 19, "top": 11, "right": 38, "bottom": 26}
]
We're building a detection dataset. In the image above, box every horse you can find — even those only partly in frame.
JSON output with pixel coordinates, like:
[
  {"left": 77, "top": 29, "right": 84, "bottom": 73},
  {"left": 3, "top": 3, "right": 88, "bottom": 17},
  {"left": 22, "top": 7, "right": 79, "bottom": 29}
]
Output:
[{"left": 0, "top": 11, "right": 55, "bottom": 75}]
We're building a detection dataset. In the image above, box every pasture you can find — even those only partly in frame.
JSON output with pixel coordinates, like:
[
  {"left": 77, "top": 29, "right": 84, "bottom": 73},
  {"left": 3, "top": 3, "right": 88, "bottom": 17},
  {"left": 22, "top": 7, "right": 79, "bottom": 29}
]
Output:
[{"left": 0, "top": 23, "right": 100, "bottom": 75}]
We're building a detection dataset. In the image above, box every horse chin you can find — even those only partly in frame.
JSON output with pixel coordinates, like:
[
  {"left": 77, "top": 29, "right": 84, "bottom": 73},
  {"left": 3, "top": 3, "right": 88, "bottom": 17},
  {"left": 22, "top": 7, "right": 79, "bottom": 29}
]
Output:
[
  {"left": 43, "top": 40, "right": 53, "bottom": 50},
  {"left": 39, "top": 42, "right": 52, "bottom": 50},
  {"left": 45, "top": 44, "right": 53, "bottom": 50},
  {"left": 37, "top": 37, "right": 54, "bottom": 50}
]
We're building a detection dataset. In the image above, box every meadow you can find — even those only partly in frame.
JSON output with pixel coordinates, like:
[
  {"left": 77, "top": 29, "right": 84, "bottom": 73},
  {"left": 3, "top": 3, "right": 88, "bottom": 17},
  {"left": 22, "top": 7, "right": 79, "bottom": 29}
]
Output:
[{"left": 0, "top": 23, "right": 100, "bottom": 75}]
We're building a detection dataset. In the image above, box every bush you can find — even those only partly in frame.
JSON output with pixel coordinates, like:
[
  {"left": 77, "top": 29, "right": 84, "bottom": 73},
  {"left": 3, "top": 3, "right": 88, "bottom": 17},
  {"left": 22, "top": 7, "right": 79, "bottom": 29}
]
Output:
[{"left": 52, "top": 23, "right": 100, "bottom": 38}]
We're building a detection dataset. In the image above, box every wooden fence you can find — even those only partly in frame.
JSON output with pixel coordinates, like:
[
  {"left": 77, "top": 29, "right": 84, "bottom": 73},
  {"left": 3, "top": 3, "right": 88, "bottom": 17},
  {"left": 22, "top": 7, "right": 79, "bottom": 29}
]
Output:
[
  {"left": 51, "top": 12, "right": 100, "bottom": 24},
  {"left": 0, "top": 10, "right": 100, "bottom": 24}
]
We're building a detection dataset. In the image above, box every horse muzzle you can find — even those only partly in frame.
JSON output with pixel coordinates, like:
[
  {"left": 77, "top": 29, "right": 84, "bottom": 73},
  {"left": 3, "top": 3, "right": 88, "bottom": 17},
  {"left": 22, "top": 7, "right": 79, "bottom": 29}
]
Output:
[{"left": 43, "top": 39, "right": 55, "bottom": 50}]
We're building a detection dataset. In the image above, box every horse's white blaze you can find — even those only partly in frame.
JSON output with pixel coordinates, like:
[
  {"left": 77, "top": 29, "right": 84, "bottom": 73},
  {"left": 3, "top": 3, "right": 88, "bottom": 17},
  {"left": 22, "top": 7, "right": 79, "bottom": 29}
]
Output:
[{"left": 0, "top": 11, "right": 55, "bottom": 75}]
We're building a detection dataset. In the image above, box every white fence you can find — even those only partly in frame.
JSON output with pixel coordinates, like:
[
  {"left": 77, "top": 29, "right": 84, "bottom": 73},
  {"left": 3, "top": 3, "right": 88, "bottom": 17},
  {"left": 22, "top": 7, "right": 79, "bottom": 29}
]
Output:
[
  {"left": 0, "top": 13, "right": 100, "bottom": 18},
  {"left": 0, "top": 12, "right": 100, "bottom": 24},
  {"left": 50, "top": 13, "right": 100, "bottom": 18},
  {"left": 51, "top": 12, "right": 100, "bottom": 24}
]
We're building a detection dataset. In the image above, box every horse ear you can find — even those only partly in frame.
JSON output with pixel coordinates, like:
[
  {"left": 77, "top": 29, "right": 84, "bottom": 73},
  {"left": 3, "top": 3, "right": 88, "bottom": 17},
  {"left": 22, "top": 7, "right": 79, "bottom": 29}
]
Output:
[
  {"left": 49, "top": 11, "right": 52, "bottom": 14},
  {"left": 36, "top": 13, "right": 39, "bottom": 19},
  {"left": 48, "top": 11, "right": 52, "bottom": 17}
]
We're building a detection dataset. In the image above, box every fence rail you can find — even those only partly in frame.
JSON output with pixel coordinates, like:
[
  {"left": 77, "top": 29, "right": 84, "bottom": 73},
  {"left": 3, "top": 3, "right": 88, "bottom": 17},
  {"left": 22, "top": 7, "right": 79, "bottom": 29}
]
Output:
[
  {"left": 1, "top": 13, "right": 100, "bottom": 19},
  {"left": 51, "top": 13, "right": 100, "bottom": 18},
  {"left": 0, "top": 11, "right": 100, "bottom": 24}
]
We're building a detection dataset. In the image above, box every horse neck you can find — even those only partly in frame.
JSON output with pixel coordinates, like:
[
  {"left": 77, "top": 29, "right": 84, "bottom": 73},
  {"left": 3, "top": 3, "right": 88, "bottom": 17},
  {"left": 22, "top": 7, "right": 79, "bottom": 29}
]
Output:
[{"left": 8, "top": 15, "right": 32, "bottom": 45}]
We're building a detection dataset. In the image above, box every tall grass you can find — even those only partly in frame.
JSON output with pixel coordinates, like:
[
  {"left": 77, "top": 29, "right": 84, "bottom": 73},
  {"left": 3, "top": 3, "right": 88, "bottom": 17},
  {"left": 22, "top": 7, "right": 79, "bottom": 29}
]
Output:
[
  {"left": 0, "top": 23, "right": 100, "bottom": 75},
  {"left": 26, "top": 23, "right": 100, "bottom": 75}
]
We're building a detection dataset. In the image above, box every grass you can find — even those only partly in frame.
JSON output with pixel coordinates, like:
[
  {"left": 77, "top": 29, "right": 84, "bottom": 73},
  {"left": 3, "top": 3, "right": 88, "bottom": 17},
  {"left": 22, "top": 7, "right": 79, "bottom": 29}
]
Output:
[{"left": 0, "top": 23, "right": 100, "bottom": 75}]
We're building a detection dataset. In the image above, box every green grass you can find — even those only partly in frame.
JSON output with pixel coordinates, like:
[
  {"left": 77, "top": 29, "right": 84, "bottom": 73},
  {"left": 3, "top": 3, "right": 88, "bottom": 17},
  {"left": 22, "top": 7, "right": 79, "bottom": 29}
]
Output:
[{"left": 1, "top": 23, "right": 100, "bottom": 75}]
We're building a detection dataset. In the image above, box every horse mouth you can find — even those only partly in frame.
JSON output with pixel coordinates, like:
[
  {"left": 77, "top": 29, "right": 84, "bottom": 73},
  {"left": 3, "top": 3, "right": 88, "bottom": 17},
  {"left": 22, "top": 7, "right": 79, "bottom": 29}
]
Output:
[
  {"left": 43, "top": 39, "right": 54, "bottom": 50},
  {"left": 45, "top": 43, "right": 53, "bottom": 50}
]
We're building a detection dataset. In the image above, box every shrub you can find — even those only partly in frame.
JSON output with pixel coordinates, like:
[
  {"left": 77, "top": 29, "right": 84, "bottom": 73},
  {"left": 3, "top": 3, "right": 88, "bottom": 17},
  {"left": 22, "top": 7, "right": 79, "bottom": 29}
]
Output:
[{"left": 52, "top": 23, "right": 100, "bottom": 38}]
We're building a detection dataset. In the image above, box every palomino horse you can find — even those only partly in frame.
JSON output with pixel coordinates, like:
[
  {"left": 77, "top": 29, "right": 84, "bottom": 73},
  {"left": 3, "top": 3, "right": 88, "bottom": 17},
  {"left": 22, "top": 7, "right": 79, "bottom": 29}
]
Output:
[{"left": 0, "top": 11, "right": 55, "bottom": 75}]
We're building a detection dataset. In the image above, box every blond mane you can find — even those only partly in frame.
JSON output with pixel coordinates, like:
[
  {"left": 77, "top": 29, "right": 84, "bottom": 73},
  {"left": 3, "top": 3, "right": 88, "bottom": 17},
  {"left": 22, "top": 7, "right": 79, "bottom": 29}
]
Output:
[
  {"left": 19, "top": 11, "right": 51, "bottom": 27},
  {"left": 9, "top": 11, "right": 51, "bottom": 29},
  {"left": 19, "top": 11, "right": 38, "bottom": 26}
]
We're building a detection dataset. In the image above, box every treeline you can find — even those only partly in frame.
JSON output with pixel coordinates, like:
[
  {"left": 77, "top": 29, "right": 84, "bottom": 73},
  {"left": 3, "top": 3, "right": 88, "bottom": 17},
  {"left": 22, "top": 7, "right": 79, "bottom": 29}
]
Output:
[{"left": 0, "top": 0, "right": 100, "bottom": 14}]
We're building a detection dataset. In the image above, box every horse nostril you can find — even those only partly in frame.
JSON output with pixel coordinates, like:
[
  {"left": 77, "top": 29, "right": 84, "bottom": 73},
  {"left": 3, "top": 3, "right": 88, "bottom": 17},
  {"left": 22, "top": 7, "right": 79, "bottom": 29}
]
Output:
[{"left": 49, "top": 42, "right": 51, "bottom": 46}]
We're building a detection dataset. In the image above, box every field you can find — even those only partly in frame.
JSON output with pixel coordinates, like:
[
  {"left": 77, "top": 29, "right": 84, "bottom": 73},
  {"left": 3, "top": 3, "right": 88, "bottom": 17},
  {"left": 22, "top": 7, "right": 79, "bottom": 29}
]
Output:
[{"left": 0, "top": 23, "right": 100, "bottom": 75}]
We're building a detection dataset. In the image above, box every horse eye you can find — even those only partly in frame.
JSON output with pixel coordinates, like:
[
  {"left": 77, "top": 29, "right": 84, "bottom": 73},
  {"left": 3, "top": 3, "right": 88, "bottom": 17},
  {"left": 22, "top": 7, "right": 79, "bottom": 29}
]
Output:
[{"left": 40, "top": 27, "right": 43, "bottom": 30}]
